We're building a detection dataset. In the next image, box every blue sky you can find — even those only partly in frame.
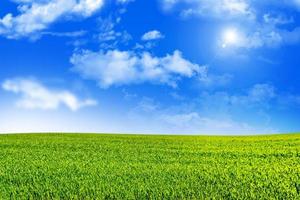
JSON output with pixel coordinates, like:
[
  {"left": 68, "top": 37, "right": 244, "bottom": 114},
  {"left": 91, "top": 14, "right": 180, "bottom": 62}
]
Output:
[{"left": 0, "top": 0, "right": 300, "bottom": 134}]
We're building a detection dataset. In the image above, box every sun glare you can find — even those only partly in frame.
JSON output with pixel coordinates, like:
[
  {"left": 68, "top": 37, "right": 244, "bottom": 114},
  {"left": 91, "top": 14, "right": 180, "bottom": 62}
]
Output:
[{"left": 222, "top": 28, "right": 239, "bottom": 48}]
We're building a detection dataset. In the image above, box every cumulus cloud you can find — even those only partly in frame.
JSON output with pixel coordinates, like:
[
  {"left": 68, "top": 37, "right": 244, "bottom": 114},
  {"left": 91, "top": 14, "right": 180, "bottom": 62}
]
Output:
[
  {"left": 2, "top": 78, "right": 97, "bottom": 111},
  {"left": 70, "top": 49, "right": 206, "bottom": 88},
  {"left": 141, "top": 30, "right": 164, "bottom": 41},
  {"left": 0, "top": 0, "right": 104, "bottom": 39}
]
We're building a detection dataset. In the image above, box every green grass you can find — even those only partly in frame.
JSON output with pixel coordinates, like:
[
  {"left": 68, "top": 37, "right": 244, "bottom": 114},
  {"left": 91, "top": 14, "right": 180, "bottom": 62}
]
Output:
[{"left": 0, "top": 133, "right": 300, "bottom": 199}]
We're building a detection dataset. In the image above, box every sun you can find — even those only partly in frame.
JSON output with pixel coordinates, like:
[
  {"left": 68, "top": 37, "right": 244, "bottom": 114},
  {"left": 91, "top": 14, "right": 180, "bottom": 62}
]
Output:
[{"left": 222, "top": 28, "right": 239, "bottom": 48}]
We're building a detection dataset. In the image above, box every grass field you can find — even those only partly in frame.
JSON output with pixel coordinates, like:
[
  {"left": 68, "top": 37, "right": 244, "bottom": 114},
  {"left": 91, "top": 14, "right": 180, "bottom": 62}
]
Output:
[{"left": 0, "top": 133, "right": 300, "bottom": 199}]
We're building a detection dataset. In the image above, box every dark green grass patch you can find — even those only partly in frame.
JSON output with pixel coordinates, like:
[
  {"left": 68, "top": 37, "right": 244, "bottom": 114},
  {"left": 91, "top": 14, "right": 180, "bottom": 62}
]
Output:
[{"left": 0, "top": 133, "right": 300, "bottom": 199}]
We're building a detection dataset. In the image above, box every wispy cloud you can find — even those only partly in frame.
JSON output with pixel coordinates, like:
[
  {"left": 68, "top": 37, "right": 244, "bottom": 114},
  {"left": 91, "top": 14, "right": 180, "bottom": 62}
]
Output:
[
  {"left": 224, "top": 26, "right": 300, "bottom": 49},
  {"left": 41, "top": 30, "right": 87, "bottom": 38},
  {"left": 2, "top": 78, "right": 97, "bottom": 111},
  {"left": 96, "top": 16, "right": 132, "bottom": 48},
  {"left": 157, "top": 83, "right": 278, "bottom": 133},
  {"left": 162, "top": 0, "right": 300, "bottom": 50},
  {"left": 133, "top": 97, "right": 255, "bottom": 135},
  {"left": 159, "top": 112, "right": 256, "bottom": 134},
  {"left": 162, "top": 0, "right": 254, "bottom": 20}
]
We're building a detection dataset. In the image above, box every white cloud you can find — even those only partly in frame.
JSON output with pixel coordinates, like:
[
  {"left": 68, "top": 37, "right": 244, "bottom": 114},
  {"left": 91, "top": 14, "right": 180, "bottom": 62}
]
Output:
[
  {"left": 128, "top": 95, "right": 272, "bottom": 134},
  {"left": 200, "top": 83, "right": 276, "bottom": 109},
  {"left": 159, "top": 112, "right": 255, "bottom": 134},
  {"left": 0, "top": 0, "right": 104, "bottom": 39},
  {"left": 198, "top": 67, "right": 233, "bottom": 87},
  {"left": 116, "top": 0, "right": 134, "bottom": 4},
  {"left": 141, "top": 30, "right": 164, "bottom": 41},
  {"left": 2, "top": 78, "right": 97, "bottom": 111},
  {"left": 41, "top": 30, "right": 87, "bottom": 37},
  {"left": 71, "top": 49, "right": 205, "bottom": 88},
  {"left": 162, "top": 0, "right": 254, "bottom": 19},
  {"left": 156, "top": 83, "right": 277, "bottom": 134},
  {"left": 247, "top": 83, "right": 276, "bottom": 102},
  {"left": 243, "top": 31, "right": 281, "bottom": 48},
  {"left": 162, "top": 0, "right": 300, "bottom": 49},
  {"left": 73, "top": 0, "right": 103, "bottom": 16},
  {"left": 263, "top": 13, "right": 293, "bottom": 25},
  {"left": 96, "top": 16, "right": 132, "bottom": 48},
  {"left": 223, "top": 27, "right": 300, "bottom": 49},
  {"left": 218, "top": 23, "right": 300, "bottom": 50}
]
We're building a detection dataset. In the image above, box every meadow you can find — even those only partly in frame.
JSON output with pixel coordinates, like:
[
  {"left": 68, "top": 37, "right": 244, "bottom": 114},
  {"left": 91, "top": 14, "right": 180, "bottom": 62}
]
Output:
[{"left": 0, "top": 133, "right": 299, "bottom": 199}]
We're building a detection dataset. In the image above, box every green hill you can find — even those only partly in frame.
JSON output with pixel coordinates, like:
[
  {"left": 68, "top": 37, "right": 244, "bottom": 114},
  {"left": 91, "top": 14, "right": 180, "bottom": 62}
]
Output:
[{"left": 0, "top": 133, "right": 299, "bottom": 199}]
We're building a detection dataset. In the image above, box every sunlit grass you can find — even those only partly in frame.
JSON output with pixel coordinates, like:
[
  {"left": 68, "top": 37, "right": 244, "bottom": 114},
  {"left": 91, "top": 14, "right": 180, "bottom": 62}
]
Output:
[{"left": 0, "top": 133, "right": 299, "bottom": 199}]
